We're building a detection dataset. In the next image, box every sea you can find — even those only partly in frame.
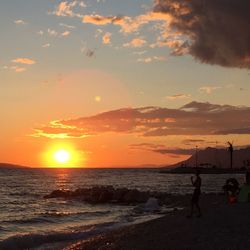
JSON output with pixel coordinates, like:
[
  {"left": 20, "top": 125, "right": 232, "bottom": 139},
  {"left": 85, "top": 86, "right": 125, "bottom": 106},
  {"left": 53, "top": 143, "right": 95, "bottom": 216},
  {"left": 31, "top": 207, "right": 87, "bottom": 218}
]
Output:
[{"left": 0, "top": 167, "right": 245, "bottom": 250}]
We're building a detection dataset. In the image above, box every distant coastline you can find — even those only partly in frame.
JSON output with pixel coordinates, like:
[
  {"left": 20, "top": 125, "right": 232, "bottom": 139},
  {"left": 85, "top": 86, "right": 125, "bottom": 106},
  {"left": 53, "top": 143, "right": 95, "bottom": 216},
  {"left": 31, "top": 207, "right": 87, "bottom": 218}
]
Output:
[
  {"left": 160, "top": 167, "right": 248, "bottom": 174},
  {"left": 0, "top": 163, "right": 29, "bottom": 169}
]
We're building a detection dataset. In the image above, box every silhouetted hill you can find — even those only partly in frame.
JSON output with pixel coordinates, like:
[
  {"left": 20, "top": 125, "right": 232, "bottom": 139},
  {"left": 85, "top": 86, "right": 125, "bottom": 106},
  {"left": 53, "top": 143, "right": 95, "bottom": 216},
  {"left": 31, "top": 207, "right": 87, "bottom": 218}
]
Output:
[
  {"left": 163, "top": 146, "right": 250, "bottom": 170},
  {"left": 0, "top": 163, "right": 29, "bottom": 169}
]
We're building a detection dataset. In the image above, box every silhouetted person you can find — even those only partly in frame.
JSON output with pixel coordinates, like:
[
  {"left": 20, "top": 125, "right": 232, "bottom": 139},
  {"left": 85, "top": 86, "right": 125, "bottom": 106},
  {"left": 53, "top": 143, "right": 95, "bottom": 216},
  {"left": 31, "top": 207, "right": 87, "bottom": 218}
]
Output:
[
  {"left": 187, "top": 169, "right": 201, "bottom": 217},
  {"left": 223, "top": 178, "right": 239, "bottom": 203}
]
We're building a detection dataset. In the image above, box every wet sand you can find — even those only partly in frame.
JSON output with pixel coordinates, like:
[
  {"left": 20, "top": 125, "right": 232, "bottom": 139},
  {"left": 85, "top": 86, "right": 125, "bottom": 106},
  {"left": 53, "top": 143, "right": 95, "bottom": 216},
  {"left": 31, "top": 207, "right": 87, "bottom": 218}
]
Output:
[{"left": 63, "top": 194, "right": 250, "bottom": 250}]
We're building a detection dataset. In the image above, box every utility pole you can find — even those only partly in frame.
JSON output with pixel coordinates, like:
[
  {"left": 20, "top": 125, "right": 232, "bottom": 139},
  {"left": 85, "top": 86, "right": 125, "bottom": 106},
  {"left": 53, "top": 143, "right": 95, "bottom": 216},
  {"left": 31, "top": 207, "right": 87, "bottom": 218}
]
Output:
[
  {"left": 215, "top": 141, "right": 218, "bottom": 167},
  {"left": 227, "top": 142, "right": 233, "bottom": 169}
]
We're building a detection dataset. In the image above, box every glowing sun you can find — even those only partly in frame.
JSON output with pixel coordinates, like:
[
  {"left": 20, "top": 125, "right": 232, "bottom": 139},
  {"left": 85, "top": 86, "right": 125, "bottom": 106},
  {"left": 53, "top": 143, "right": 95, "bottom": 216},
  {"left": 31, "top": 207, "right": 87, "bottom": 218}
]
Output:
[{"left": 53, "top": 149, "right": 70, "bottom": 164}]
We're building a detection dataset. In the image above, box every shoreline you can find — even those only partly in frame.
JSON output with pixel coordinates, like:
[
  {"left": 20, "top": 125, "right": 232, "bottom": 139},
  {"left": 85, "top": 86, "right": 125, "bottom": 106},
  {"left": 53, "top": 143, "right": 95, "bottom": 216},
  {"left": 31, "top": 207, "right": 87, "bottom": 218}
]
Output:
[{"left": 63, "top": 194, "right": 250, "bottom": 250}]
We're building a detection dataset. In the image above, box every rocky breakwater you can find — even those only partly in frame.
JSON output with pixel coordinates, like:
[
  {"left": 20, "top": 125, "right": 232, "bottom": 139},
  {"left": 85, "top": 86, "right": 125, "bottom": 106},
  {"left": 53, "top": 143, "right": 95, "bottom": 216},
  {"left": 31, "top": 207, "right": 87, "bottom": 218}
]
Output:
[{"left": 44, "top": 186, "right": 176, "bottom": 206}]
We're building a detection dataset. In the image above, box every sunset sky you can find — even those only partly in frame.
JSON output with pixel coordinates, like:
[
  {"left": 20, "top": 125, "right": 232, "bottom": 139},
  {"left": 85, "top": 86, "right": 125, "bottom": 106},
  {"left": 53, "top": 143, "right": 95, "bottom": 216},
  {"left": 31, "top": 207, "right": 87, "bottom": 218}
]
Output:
[{"left": 1, "top": 0, "right": 250, "bottom": 167}]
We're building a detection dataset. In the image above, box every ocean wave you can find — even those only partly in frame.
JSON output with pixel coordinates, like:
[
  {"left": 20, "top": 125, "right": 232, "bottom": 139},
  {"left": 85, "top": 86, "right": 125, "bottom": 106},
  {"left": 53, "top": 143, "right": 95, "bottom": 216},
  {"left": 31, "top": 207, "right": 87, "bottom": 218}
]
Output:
[
  {"left": 1, "top": 217, "right": 53, "bottom": 224},
  {"left": 1, "top": 210, "right": 111, "bottom": 225},
  {"left": 0, "top": 222, "right": 116, "bottom": 250},
  {"left": 42, "top": 210, "right": 111, "bottom": 218},
  {"left": 8, "top": 191, "right": 41, "bottom": 198}
]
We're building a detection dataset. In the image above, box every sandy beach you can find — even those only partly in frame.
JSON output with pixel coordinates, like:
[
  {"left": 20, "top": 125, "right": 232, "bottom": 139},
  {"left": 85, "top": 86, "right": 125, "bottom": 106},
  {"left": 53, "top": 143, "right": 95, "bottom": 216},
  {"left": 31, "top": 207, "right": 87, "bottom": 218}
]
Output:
[{"left": 64, "top": 194, "right": 250, "bottom": 250}]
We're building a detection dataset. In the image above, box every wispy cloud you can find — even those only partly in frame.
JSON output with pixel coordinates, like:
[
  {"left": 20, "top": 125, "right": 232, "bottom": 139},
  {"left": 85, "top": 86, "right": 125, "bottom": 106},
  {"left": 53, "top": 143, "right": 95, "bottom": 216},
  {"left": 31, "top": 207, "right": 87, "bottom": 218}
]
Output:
[
  {"left": 133, "top": 50, "right": 147, "bottom": 55},
  {"left": 61, "top": 30, "right": 71, "bottom": 37},
  {"left": 12, "top": 58, "right": 36, "bottom": 65},
  {"left": 199, "top": 86, "right": 221, "bottom": 94},
  {"left": 166, "top": 94, "right": 191, "bottom": 100},
  {"left": 102, "top": 32, "right": 111, "bottom": 44},
  {"left": 14, "top": 19, "right": 26, "bottom": 25},
  {"left": 48, "top": 29, "right": 58, "bottom": 37},
  {"left": 42, "top": 43, "right": 50, "bottom": 48},
  {"left": 59, "top": 23, "right": 76, "bottom": 29},
  {"left": 137, "top": 56, "right": 166, "bottom": 63},
  {"left": 123, "top": 38, "right": 147, "bottom": 48},
  {"left": 11, "top": 66, "right": 26, "bottom": 73},
  {"left": 52, "top": 1, "right": 83, "bottom": 18},
  {"left": 82, "top": 12, "right": 170, "bottom": 33},
  {"left": 129, "top": 143, "right": 195, "bottom": 156}
]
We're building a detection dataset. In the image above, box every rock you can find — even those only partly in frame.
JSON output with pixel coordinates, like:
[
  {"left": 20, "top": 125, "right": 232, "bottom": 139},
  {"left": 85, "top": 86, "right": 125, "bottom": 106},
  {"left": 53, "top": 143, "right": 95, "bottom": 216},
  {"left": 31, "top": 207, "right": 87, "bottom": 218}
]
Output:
[
  {"left": 144, "top": 197, "right": 160, "bottom": 212},
  {"left": 44, "top": 185, "right": 166, "bottom": 206}
]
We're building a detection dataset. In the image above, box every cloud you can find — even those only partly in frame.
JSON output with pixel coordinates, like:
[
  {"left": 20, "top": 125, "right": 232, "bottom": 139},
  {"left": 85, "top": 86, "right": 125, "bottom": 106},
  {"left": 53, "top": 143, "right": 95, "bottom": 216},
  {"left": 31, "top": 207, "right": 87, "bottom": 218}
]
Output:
[
  {"left": 166, "top": 93, "right": 191, "bottom": 100},
  {"left": 12, "top": 58, "right": 36, "bottom": 65},
  {"left": 14, "top": 19, "right": 26, "bottom": 25},
  {"left": 102, "top": 32, "right": 111, "bottom": 44},
  {"left": 129, "top": 143, "right": 166, "bottom": 150},
  {"left": 61, "top": 31, "right": 71, "bottom": 37},
  {"left": 79, "top": 1, "right": 86, "bottom": 8},
  {"left": 137, "top": 56, "right": 166, "bottom": 63},
  {"left": 82, "top": 12, "right": 170, "bottom": 33},
  {"left": 133, "top": 50, "right": 147, "bottom": 55},
  {"left": 52, "top": 1, "right": 83, "bottom": 18},
  {"left": 48, "top": 29, "right": 58, "bottom": 36},
  {"left": 199, "top": 86, "right": 221, "bottom": 94},
  {"left": 182, "top": 139, "right": 206, "bottom": 145},
  {"left": 130, "top": 143, "right": 196, "bottom": 156},
  {"left": 32, "top": 101, "right": 250, "bottom": 138},
  {"left": 123, "top": 38, "right": 147, "bottom": 48},
  {"left": 59, "top": 23, "right": 76, "bottom": 29},
  {"left": 153, "top": 0, "right": 250, "bottom": 68},
  {"left": 82, "top": 15, "right": 141, "bottom": 33},
  {"left": 153, "top": 148, "right": 195, "bottom": 155},
  {"left": 11, "top": 66, "right": 26, "bottom": 73},
  {"left": 42, "top": 43, "right": 50, "bottom": 48}
]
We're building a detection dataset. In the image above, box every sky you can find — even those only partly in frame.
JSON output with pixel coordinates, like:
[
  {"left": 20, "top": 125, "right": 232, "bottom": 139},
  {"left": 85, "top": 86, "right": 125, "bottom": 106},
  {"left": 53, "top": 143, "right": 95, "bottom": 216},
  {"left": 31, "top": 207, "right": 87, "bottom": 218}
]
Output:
[{"left": 1, "top": 0, "right": 250, "bottom": 168}]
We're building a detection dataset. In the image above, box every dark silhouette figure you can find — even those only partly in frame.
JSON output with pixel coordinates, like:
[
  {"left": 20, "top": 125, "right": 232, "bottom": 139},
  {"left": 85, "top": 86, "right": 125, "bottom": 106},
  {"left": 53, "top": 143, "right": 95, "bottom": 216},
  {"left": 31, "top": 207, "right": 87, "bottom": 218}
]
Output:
[
  {"left": 223, "top": 178, "right": 239, "bottom": 203},
  {"left": 227, "top": 141, "right": 233, "bottom": 169},
  {"left": 187, "top": 169, "right": 201, "bottom": 218}
]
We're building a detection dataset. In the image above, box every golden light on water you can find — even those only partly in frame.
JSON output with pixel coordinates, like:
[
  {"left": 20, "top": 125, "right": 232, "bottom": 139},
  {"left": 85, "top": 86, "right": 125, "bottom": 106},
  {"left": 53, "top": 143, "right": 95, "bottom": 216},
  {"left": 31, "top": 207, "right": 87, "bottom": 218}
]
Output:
[{"left": 42, "top": 143, "right": 85, "bottom": 168}]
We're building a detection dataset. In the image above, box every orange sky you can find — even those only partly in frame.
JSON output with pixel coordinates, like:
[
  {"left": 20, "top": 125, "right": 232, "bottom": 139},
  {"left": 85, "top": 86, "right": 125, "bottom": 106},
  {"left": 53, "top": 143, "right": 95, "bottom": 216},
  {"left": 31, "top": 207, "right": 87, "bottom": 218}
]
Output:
[{"left": 1, "top": 0, "right": 250, "bottom": 168}]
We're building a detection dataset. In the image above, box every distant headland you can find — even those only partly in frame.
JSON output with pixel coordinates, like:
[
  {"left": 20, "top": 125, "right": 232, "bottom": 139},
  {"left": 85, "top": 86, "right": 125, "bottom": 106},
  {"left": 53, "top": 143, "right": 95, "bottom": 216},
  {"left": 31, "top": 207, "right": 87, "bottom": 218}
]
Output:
[
  {"left": 161, "top": 146, "right": 250, "bottom": 174},
  {"left": 0, "top": 163, "right": 29, "bottom": 169}
]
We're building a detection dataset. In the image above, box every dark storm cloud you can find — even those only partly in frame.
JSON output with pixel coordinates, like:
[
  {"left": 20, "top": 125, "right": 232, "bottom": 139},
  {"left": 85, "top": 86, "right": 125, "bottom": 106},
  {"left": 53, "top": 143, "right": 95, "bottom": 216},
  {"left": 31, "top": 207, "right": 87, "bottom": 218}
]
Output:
[{"left": 153, "top": 0, "right": 250, "bottom": 68}]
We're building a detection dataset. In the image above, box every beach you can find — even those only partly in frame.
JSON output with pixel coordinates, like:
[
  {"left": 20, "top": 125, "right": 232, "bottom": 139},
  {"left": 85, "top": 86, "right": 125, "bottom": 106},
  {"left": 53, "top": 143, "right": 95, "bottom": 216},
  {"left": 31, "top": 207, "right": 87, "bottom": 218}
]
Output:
[{"left": 65, "top": 194, "right": 250, "bottom": 250}]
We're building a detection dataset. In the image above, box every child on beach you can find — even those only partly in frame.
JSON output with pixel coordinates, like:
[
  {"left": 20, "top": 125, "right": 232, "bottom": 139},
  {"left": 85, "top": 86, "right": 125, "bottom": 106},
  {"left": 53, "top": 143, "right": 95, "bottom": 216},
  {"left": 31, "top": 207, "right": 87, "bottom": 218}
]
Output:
[{"left": 187, "top": 169, "right": 201, "bottom": 218}]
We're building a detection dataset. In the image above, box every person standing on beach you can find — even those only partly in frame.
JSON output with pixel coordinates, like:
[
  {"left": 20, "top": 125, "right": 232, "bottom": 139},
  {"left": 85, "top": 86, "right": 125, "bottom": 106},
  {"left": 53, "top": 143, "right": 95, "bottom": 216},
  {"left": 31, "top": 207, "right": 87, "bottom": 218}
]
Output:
[{"left": 188, "top": 169, "right": 201, "bottom": 218}]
